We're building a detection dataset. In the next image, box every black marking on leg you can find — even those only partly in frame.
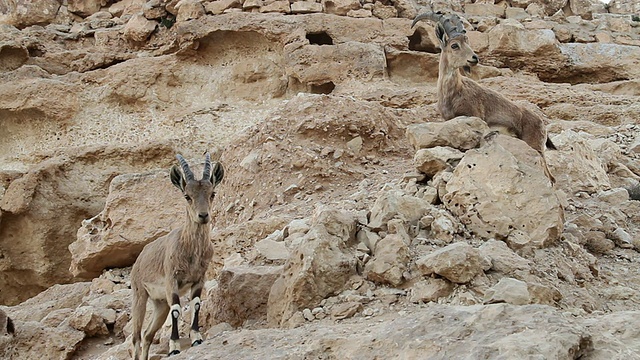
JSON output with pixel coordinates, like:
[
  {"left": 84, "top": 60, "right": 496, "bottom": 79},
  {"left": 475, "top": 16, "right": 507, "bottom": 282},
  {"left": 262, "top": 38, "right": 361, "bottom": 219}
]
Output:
[
  {"left": 171, "top": 313, "right": 180, "bottom": 340},
  {"left": 172, "top": 293, "right": 180, "bottom": 305},
  {"left": 192, "top": 339, "right": 203, "bottom": 346},
  {"left": 192, "top": 288, "right": 202, "bottom": 299},
  {"left": 191, "top": 306, "right": 200, "bottom": 331},
  {"left": 7, "top": 317, "right": 14, "bottom": 335}
]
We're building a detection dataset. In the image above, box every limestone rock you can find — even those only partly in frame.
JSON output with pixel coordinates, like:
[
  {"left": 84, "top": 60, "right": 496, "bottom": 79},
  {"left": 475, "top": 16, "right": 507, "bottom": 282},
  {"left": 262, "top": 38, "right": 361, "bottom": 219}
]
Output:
[
  {"left": 290, "top": 1, "right": 323, "bottom": 13},
  {"left": 484, "top": 277, "right": 531, "bottom": 305},
  {"left": 69, "top": 169, "right": 183, "bottom": 278},
  {"left": 176, "top": 0, "right": 205, "bottom": 22},
  {"left": 416, "top": 242, "right": 491, "bottom": 284},
  {"left": 310, "top": 206, "right": 357, "bottom": 242},
  {"left": 0, "top": 320, "right": 85, "bottom": 360},
  {"left": 143, "top": 0, "right": 167, "bottom": 19},
  {"left": 204, "top": 0, "right": 242, "bottom": 14},
  {"left": 260, "top": 1, "right": 290, "bottom": 13},
  {"left": 364, "top": 234, "right": 410, "bottom": 287},
  {"left": 255, "top": 238, "right": 290, "bottom": 260},
  {"left": 405, "top": 117, "right": 489, "bottom": 151},
  {"left": 409, "top": 278, "right": 454, "bottom": 303},
  {"left": 0, "top": 0, "right": 60, "bottom": 28},
  {"left": 478, "top": 239, "right": 531, "bottom": 275},
  {"left": 509, "top": 0, "right": 567, "bottom": 16},
  {"left": 371, "top": 3, "right": 397, "bottom": 19},
  {"left": 465, "top": 3, "right": 506, "bottom": 18},
  {"left": 68, "top": 306, "right": 110, "bottom": 337},
  {"left": 322, "top": 0, "right": 360, "bottom": 16},
  {"left": 68, "top": 0, "right": 104, "bottom": 17},
  {"left": 583, "top": 231, "right": 615, "bottom": 255},
  {"left": 607, "top": 0, "right": 640, "bottom": 14},
  {"left": 6, "top": 283, "right": 90, "bottom": 322},
  {"left": 596, "top": 188, "right": 629, "bottom": 205},
  {"left": 210, "top": 265, "right": 283, "bottom": 327},
  {"left": 368, "top": 189, "right": 431, "bottom": 230},
  {"left": 569, "top": 0, "right": 607, "bottom": 19},
  {"left": 124, "top": 13, "right": 157, "bottom": 42},
  {"left": 329, "top": 301, "right": 361, "bottom": 320},
  {"left": 442, "top": 135, "right": 564, "bottom": 247},
  {"left": 414, "top": 146, "right": 464, "bottom": 178},
  {"left": 0, "top": 42, "right": 28, "bottom": 73},
  {"left": 267, "top": 207, "right": 357, "bottom": 327},
  {"left": 0, "top": 143, "right": 174, "bottom": 304},
  {"left": 547, "top": 130, "right": 611, "bottom": 194},
  {"left": 180, "top": 303, "right": 594, "bottom": 359}
]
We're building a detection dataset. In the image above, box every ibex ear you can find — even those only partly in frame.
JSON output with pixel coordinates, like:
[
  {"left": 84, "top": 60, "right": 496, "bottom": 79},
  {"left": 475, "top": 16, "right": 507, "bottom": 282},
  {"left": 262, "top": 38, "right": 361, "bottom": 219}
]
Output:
[
  {"left": 170, "top": 165, "right": 186, "bottom": 191},
  {"left": 211, "top": 162, "right": 224, "bottom": 186},
  {"left": 436, "top": 23, "right": 447, "bottom": 46}
]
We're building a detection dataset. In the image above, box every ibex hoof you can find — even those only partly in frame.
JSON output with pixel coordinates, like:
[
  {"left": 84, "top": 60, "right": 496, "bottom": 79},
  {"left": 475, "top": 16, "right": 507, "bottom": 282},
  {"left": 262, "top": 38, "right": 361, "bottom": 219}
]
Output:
[
  {"left": 192, "top": 339, "right": 203, "bottom": 347},
  {"left": 168, "top": 350, "right": 181, "bottom": 356}
]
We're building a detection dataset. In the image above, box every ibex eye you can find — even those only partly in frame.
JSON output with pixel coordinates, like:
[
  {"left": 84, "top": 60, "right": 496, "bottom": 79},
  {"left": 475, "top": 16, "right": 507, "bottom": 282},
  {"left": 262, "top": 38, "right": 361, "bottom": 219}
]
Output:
[
  {"left": 210, "top": 193, "right": 216, "bottom": 200},
  {"left": 185, "top": 195, "right": 192, "bottom": 201},
  {"left": 451, "top": 43, "right": 459, "bottom": 49}
]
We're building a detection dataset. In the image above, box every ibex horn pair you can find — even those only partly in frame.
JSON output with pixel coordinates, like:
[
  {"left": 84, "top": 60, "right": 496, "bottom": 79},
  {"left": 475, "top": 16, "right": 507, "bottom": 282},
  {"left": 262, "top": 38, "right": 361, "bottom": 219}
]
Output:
[
  {"left": 411, "top": 11, "right": 466, "bottom": 39},
  {"left": 176, "top": 153, "right": 212, "bottom": 181}
]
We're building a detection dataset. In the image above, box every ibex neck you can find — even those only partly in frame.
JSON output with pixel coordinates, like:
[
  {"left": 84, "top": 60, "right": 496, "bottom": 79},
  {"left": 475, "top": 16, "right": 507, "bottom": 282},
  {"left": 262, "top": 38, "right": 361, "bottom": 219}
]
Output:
[
  {"left": 181, "top": 220, "right": 210, "bottom": 244},
  {"left": 437, "top": 54, "right": 463, "bottom": 119}
]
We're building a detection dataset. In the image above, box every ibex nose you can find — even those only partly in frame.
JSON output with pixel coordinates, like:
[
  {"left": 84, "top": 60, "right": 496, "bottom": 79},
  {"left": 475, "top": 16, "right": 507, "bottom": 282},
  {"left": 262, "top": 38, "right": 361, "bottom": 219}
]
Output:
[
  {"left": 469, "top": 55, "right": 479, "bottom": 65},
  {"left": 198, "top": 213, "right": 210, "bottom": 223}
]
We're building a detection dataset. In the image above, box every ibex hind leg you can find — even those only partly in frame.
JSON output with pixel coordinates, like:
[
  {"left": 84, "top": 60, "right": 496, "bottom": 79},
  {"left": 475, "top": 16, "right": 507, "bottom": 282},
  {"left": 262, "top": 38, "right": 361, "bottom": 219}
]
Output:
[
  {"left": 141, "top": 300, "right": 170, "bottom": 360},
  {"left": 131, "top": 289, "right": 148, "bottom": 360}
]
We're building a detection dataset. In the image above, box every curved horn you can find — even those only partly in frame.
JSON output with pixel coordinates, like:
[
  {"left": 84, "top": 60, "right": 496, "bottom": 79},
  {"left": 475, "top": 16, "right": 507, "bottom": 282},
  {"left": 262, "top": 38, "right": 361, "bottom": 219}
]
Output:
[
  {"left": 202, "top": 153, "right": 212, "bottom": 180},
  {"left": 176, "top": 154, "right": 195, "bottom": 181},
  {"left": 411, "top": 11, "right": 444, "bottom": 28},
  {"left": 412, "top": 11, "right": 466, "bottom": 38}
]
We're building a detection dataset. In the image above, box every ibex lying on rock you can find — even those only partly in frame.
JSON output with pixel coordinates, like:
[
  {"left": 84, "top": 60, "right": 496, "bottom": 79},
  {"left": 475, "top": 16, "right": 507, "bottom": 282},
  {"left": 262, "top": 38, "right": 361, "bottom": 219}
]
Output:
[
  {"left": 412, "top": 12, "right": 556, "bottom": 183},
  {"left": 131, "top": 153, "right": 224, "bottom": 360},
  {"left": 0, "top": 308, "right": 14, "bottom": 336}
]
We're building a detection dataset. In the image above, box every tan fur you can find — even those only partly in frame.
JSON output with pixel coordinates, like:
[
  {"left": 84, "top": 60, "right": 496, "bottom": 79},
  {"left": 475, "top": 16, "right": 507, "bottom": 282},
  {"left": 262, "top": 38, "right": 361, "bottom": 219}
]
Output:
[
  {"left": 130, "top": 154, "right": 223, "bottom": 360},
  {"left": 419, "top": 14, "right": 556, "bottom": 183}
]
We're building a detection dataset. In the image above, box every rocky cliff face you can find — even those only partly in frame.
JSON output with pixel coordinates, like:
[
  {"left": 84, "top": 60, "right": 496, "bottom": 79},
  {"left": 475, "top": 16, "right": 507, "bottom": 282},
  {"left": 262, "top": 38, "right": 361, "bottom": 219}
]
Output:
[{"left": 1, "top": 0, "right": 639, "bottom": 359}]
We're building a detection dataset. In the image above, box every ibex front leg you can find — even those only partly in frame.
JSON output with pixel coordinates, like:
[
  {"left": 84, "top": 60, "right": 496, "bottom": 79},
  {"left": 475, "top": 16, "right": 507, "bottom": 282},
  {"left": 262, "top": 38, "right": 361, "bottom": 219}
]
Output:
[
  {"left": 168, "top": 282, "right": 182, "bottom": 356},
  {"left": 189, "top": 284, "right": 204, "bottom": 347}
]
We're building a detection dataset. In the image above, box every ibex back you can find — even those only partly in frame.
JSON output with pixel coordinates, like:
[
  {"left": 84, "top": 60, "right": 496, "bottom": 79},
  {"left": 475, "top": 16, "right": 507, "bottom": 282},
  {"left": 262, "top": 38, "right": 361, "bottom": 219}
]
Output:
[
  {"left": 130, "top": 153, "right": 224, "bottom": 360},
  {"left": 412, "top": 12, "right": 556, "bottom": 183}
]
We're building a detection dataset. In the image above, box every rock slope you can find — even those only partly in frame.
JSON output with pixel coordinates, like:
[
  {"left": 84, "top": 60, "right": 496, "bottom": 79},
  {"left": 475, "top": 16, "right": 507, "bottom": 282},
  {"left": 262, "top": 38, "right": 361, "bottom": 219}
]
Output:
[{"left": 0, "top": 0, "right": 639, "bottom": 359}]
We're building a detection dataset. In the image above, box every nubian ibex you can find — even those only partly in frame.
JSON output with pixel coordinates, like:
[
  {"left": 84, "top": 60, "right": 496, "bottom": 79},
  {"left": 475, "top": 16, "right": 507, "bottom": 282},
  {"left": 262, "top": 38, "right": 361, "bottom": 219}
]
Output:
[
  {"left": 412, "top": 12, "right": 556, "bottom": 183},
  {"left": 131, "top": 153, "right": 224, "bottom": 360}
]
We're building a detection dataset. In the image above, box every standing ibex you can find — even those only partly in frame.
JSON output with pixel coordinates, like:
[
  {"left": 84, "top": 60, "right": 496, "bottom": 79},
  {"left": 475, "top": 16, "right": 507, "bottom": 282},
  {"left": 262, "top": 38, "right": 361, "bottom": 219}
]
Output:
[
  {"left": 412, "top": 12, "right": 556, "bottom": 183},
  {"left": 131, "top": 153, "right": 224, "bottom": 360}
]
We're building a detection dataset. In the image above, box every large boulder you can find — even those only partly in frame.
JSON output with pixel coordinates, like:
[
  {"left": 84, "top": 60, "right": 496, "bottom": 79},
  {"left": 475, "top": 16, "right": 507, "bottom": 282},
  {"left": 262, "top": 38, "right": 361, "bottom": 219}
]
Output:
[
  {"left": 547, "top": 130, "right": 611, "bottom": 194},
  {"left": 368, "top": 188, "right": 432, "bottom": 230},
  {"left": 69, "top": 169, "right": 182, "bottom": 279},
  {"left": 209, "top": 265, "right": 283, "bottom": 327},
  {"left": 442, "top": 135, "right": 564, "bottom": 247},
  {"left": 405, "top": 116, "right": 489, "bottom": 151},
  {"left": 0, "top": 142, "right": 175, "bottom": 305},
  {"left": 267, "top": 206, "right": 357, "bottom": 327},
  {"left": 416, "top": 242, "right": 491, "bottom": 284},
  {"left": 0, "top": 0, "right": 60, "bottom": 28},
  {"left": 364, "top": 233, "right": 410, "bottom": 286}
]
